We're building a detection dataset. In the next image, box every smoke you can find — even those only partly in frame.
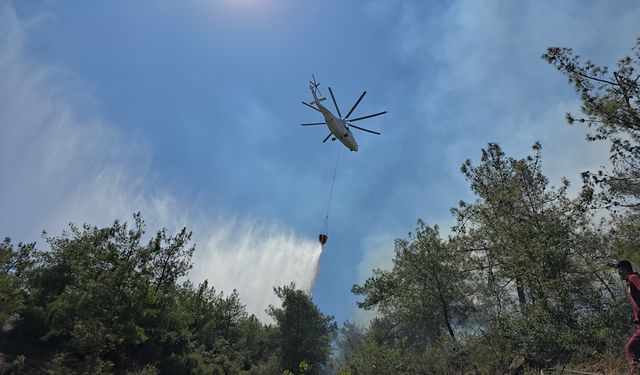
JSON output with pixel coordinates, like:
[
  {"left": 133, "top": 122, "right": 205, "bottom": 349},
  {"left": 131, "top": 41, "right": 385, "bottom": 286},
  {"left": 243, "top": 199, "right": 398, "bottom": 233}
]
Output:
[{"left": 0, "top": 4, "right": 322, "bottom": 322}]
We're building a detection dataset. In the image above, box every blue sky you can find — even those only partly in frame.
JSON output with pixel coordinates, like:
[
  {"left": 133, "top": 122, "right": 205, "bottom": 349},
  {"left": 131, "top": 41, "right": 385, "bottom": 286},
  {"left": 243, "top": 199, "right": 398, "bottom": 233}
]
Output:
[{"left": 1, "top": 1, "right": 639, "bottom": 324}]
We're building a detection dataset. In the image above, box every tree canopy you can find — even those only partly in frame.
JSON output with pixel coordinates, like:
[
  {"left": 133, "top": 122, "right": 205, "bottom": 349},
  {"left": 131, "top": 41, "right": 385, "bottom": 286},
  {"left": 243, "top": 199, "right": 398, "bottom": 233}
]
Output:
[{"left": 0, "top": 215, "right": 333, "bottom": 374}]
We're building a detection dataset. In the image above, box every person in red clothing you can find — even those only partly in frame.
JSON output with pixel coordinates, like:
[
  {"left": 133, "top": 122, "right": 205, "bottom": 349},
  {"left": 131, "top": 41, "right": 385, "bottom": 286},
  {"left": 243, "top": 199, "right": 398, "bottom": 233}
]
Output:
[{"left": 616, "top": 260, "right": 640, "bottom": 373}]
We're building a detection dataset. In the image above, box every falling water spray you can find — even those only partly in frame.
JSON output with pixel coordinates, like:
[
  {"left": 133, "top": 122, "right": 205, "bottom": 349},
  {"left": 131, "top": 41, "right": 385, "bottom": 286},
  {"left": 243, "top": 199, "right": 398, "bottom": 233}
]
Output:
[
  {"left": 306, "top": 244, "right": 324, "bottom": 294},
  {"left": 190, "top": 219, "right": 326, "bottom": 321}
]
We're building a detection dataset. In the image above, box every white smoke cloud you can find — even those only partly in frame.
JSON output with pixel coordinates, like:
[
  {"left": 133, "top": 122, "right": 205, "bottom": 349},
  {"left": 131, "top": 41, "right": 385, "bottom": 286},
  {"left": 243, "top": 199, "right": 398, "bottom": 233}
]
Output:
[
  {"left": 0, "top": 4, "right": 320, "bottom": 322},
  {"left": 352, "top": 233, "right": 396, "bottom": 325}
]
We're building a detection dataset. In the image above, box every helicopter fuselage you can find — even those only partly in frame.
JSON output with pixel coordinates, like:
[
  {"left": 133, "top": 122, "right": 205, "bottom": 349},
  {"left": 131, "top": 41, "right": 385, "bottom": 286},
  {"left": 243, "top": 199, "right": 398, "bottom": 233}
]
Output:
[{"left": 310, "top": 86, "right": 359, "bottom": 152}]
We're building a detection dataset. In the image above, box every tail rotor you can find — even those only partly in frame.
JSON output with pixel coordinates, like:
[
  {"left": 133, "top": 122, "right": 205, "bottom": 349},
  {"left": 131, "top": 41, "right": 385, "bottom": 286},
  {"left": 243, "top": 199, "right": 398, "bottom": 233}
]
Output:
[{"left": 310, "top": 74, "right": 322, "bottom": 96}]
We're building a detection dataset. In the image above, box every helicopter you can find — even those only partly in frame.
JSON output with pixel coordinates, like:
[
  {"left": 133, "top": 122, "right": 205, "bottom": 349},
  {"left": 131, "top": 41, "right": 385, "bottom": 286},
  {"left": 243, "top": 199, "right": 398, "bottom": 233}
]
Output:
[{"left": 301, "top": 75, "right": 386, "bottom": 151}]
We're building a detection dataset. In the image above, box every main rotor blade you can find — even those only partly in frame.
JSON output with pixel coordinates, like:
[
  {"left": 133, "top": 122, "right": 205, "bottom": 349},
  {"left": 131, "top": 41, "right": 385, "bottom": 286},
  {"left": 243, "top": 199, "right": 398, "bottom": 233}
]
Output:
[
  {"left": 347, "top": 123, "right": 381, "bottom": 135},
  {"left": 302, "top": 101, "right": 321, "bottom": 112},
  {"left": 348, "top": 111, "right": 387, "bottom": 122},
  {"left": 344, "top": 91, "right": 367, "bottom": 119},
  {"left": 301, "top": 122, "right": 326, "bottom": 126},
  {"left": 322, "top": 133, "right": 333, "bottom": 143},
  {"left": 328, "top": 87, "right": 342, "bottom": 118}
]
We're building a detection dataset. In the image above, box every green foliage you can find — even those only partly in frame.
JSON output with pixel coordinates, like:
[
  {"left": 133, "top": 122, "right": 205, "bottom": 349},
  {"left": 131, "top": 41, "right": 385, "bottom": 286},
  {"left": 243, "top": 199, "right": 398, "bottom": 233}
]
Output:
[
  {"left": 453, "top": 143, "right": 623, "bottom": 364},
  {"left": 0, "top": 354, "right": 26, "bottom": 375},
  {"left": 345, "top": 140, "right": 631, "bottom": 372},
  {"left": 337, "top": 337, "right": 402, "bottom": 374},
  {"left": 353, "top": 222, "right": 472, "bottom": 348},
  {"left": 268, "top": 283, "right": 337, "bottom": 375},
  {"left": 19, "top": 214, "right": 197, "bottom": 371},
  {"left": 245, "top": 355, "right": 281, "bottom": 375},
  {"left": 125, "top": 363, "right": 159, "bottom": 375},
  {"left": 0, "top": 213, "right": 281, "bottom": 374},
  {"left": 543, "top": 38, "right": 640, "bottom": 210},
  {"left": 0, "top": 238, "right": 34, "bottom": 330}
]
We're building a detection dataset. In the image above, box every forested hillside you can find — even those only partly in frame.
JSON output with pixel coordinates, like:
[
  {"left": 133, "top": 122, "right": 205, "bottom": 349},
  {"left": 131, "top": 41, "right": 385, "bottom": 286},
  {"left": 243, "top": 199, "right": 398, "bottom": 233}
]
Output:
[{"left": 0, "top": 215, "right": 335, "bottom": 374}]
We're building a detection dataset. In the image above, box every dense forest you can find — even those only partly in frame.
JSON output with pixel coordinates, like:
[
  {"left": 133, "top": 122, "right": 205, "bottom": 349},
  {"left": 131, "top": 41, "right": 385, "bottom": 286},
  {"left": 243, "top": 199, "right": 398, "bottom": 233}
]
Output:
[{"left": 1, "top": 39, "right": 639, "bottom": 374}]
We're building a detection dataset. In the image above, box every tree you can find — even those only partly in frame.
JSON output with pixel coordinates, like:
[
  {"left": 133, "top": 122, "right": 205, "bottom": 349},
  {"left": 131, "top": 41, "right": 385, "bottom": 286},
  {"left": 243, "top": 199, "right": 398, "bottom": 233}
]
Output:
[
  {"left": 353, "top": 222, "right": 471, "bottom": 349},
  {"left": 332, "top": 321, "right": 366, "bottom": 372},
  {"left": 2, "top": 214, "right": 348, "bottom": 373},
  {"left": 267, "top": 283, "right": 336, "bottom": 375},
  {"left": 543, "top": 37, "right": 640, "bottom": 210},
  {"left": 451, "top": 142, "right": 620, "bottom": 364},
  {"left": 543, "top": 39, "right": 640, "bottom": 315},
  {"left": 351, "top": 222, "right": 472, "bottom": 373},
  {"left": 12, "top": 214, "right": 196, "bottom": 372},
  {"left": 0, "top": 238, "right": 34, "bottom": 329},
  {"left": 332, "top": 319, "right": 401, "bottom": 375}
]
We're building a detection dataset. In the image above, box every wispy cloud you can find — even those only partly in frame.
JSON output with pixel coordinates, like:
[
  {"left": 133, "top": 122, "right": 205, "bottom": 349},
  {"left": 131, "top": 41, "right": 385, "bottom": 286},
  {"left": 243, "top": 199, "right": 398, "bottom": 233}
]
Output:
[{"left": 0, "top": 4, "right": 320, "bottom": 322}]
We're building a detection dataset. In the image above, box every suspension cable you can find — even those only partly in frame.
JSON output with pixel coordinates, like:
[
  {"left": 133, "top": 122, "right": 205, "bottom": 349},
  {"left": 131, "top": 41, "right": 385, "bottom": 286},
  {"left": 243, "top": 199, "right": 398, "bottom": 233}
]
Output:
[{"left": 323, "top": 145, "right": 342, "bottom": 233}]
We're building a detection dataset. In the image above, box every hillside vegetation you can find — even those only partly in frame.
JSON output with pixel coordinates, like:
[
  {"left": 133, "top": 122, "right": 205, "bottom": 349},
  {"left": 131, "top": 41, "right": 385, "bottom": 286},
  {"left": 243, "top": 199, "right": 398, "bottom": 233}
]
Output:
[{"left": 2, "top": 38, "right": 640, "bottom": 375}]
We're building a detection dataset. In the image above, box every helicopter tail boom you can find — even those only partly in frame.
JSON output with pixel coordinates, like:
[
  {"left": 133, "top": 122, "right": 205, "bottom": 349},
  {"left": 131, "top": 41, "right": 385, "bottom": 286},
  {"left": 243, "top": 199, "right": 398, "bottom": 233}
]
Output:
[
  {"left": 309, "top": 82, "right": 327, "bottom": 107},
  {"left": 307, "top": 97, "right": 326, "bottom": 108}
]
